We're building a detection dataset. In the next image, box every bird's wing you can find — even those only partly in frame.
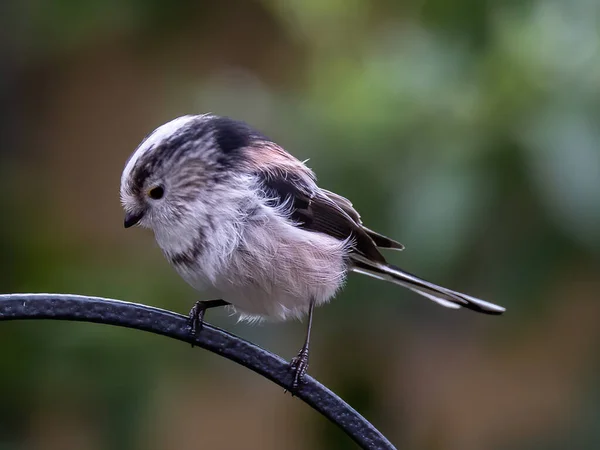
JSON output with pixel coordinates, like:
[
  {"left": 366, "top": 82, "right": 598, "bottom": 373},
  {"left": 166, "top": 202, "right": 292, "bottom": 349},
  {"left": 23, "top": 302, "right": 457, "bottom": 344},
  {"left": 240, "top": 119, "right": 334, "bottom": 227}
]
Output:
[
  {"left": 321, "top": 189, "right": 405, "bottom": 251},
  {"left": 255, "top": 169, "right": 388, "bottom": 264}
]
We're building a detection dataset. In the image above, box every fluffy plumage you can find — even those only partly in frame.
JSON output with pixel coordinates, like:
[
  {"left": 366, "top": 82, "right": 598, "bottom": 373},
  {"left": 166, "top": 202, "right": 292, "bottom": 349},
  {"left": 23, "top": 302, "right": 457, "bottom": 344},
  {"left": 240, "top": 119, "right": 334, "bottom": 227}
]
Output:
[{"left": 120, "top": 114, "right": 505, "bottom": 321}]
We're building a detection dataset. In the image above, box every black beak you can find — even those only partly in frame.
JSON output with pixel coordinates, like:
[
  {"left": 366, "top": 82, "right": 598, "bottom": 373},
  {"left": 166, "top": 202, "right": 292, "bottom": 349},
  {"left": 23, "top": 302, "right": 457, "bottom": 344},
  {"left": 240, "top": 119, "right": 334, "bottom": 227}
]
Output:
[{"left": 124, "top": 210, "right": 144, "bottom": 228}]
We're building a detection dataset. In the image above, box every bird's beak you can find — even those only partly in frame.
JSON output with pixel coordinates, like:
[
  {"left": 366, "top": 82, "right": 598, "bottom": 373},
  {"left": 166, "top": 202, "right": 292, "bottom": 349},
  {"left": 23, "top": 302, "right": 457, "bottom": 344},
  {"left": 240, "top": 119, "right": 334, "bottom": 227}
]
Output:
[{"left": 124, "top": 210, "right": 144, "bottom": 228}]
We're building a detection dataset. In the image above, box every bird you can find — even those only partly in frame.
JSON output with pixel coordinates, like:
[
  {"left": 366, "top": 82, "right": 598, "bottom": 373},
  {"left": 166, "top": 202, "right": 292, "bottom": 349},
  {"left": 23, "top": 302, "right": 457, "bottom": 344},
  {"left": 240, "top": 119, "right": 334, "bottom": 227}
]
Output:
[{"left": 120, "top": 114, "right": 505, "bottom": 390}]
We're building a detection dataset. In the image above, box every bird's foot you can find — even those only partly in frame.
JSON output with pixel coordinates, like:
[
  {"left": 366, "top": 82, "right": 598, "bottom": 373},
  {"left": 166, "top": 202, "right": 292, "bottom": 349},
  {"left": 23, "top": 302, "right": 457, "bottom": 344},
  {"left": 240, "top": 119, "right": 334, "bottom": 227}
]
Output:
[
  {"left": 288, "top": 347, "right": 310, "bottom": 393},
  {"left": 187, "top": 301, "right": 209, "bottom": 347},
  {"left": 187, "top": 299, "right": 229, "bottom": 347}
]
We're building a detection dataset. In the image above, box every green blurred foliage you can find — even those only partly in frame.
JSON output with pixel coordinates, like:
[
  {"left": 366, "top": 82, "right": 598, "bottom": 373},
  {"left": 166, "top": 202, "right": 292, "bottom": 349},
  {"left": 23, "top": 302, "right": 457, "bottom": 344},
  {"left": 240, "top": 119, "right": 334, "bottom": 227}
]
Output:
[{"left": 1, "top": 0, "right": 600, "bottom": 448}]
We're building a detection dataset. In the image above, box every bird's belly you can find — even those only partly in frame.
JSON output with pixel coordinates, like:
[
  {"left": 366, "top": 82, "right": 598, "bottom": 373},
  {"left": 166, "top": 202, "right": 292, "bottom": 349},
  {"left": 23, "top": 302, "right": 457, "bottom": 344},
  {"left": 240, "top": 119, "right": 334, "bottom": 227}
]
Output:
[
  {"left": 219, "top": 286, "right": 315, "bottom": 322},
  {"left": 194, "top": 234, "right": 348, "bottom": 321},
  {"left": 170, "top": 210, "right": 351, "bottom": 321},
  {"left": 176, "top": 259, "right": 344, "bottom": 321}
]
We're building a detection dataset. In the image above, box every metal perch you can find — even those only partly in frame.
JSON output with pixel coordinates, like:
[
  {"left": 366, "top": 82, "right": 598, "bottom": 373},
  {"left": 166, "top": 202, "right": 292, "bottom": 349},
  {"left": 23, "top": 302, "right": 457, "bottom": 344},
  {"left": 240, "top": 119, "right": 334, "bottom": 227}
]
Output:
[{"left": 0, "top": 294, "right": 396, "bottom": 450}]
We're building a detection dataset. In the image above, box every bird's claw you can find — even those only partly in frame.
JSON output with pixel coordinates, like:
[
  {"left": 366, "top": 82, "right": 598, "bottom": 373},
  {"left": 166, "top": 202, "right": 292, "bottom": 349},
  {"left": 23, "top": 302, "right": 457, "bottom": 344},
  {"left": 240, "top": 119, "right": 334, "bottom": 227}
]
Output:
[
  {"left": 288, "top": 348, "right": 309, "bottom": 393},
  {"left": 188, "top": 301, "right": 207, "bottom": 345}
]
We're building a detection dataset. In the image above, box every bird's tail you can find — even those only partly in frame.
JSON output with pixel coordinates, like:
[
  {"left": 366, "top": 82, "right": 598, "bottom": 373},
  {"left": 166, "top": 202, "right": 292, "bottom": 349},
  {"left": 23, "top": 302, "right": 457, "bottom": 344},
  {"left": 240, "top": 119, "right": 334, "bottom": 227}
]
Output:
[{"left": 351, "top": 260, "right": 505, "bottom": 315}]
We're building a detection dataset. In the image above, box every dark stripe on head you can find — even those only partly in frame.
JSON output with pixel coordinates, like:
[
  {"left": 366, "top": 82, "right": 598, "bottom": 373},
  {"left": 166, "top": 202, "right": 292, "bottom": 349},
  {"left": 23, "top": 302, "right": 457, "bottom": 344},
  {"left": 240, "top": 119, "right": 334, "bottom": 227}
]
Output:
[
  {"left": 128, "top": 115, "right": 270, "bottom": 194},
  {"left": 212, "top": 116, "right": 268, "bottom": 154},
  {"left": 150, "top": 117, "right": 215, "bottom": 173},
  {"left": 129, "top": 117, "right": 213, "bottom": 193}
]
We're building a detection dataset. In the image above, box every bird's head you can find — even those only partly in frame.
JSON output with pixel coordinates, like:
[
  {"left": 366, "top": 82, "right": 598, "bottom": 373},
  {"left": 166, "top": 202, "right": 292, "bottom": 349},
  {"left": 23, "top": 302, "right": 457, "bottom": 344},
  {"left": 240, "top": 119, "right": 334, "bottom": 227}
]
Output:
[{"left": 120, "top": 114, "right": 265, "bottom": 231}]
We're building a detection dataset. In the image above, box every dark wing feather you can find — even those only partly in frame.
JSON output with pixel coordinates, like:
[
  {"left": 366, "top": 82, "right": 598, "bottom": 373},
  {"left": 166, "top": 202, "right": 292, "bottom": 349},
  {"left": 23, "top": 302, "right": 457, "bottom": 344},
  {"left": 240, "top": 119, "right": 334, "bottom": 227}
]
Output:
[
  {"left": 321, "top": 189, "right": 405, "bottom": 251},
  {"left": 362, "top": 226, "right": 405, "bottom": 251},
  {"left": 258, "top": 173, "right": 387, "bottom": 264}
]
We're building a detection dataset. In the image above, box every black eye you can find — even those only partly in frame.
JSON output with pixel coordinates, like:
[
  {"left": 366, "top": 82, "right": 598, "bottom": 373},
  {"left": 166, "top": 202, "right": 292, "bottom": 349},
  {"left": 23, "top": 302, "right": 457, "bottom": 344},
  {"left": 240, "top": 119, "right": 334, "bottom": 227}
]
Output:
[{"left": 148, "top": 186, "right": 164, "bottom": 200}]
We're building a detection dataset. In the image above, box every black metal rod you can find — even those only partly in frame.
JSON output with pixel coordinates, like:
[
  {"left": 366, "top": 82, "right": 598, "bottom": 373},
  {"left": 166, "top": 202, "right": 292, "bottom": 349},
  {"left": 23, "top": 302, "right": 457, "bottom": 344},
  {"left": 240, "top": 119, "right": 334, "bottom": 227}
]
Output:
[{"left": 0, "top": 294, "right": 396, "bottom": 450}]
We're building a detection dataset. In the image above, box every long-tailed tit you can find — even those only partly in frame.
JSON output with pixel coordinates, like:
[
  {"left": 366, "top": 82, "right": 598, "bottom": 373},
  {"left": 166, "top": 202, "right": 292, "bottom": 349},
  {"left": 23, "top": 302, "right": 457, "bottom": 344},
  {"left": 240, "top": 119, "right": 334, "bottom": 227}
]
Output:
[{"left": 120, "top": 114, "right": 505, "bottom": 390}]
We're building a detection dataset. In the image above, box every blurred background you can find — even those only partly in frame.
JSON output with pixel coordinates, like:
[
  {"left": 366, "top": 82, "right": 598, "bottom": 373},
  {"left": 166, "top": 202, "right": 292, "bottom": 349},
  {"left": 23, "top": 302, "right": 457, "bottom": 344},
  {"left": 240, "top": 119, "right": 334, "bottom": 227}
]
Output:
[{"left": 1, "top": 0, "right": 600, "bottom": 449}]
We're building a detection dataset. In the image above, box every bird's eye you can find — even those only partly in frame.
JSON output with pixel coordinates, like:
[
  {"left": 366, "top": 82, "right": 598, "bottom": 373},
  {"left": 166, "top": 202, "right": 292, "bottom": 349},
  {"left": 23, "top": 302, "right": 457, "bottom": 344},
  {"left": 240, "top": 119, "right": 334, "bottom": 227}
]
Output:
[{"left": 148, "top": 186, "right": 164, "bottom": 200}]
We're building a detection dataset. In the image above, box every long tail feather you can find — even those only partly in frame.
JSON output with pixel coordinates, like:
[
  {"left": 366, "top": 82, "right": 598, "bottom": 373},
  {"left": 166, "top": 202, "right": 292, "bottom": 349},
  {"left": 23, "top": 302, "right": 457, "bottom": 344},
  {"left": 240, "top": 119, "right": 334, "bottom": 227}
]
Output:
[{"left": 351, "top": 260, "right": 505, "bottom": 315}]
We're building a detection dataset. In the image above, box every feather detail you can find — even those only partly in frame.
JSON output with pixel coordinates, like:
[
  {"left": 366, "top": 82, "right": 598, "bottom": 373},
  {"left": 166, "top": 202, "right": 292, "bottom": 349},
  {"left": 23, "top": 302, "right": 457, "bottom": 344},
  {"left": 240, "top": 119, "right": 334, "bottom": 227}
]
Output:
[
  {"left": 351, "top": 258, "right": 505, "bottom": 315},
  {"left": 253, "top": 165, "right": 388, "bottom": 263}
]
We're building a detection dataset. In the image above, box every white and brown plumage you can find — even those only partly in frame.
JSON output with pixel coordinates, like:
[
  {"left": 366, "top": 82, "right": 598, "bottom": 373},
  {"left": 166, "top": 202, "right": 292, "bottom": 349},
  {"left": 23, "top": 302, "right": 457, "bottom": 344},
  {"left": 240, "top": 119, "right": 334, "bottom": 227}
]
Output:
[{"left": 120, "top": 114, "right": 505, "bottom": 389}]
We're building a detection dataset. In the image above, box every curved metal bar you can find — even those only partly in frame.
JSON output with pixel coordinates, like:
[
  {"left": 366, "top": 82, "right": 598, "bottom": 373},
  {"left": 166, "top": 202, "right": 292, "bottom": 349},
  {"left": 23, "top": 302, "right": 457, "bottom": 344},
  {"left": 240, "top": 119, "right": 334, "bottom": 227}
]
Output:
[{"left": 0, "top": 294, "right": 396, "bottom": 450}]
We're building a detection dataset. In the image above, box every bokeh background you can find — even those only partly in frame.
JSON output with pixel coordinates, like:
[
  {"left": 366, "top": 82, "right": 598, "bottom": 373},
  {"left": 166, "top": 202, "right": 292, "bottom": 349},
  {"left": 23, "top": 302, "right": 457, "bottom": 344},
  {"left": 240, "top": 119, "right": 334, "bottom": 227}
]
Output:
[{"left": 1, "top": 0, "right": 600, "bottom": 449}]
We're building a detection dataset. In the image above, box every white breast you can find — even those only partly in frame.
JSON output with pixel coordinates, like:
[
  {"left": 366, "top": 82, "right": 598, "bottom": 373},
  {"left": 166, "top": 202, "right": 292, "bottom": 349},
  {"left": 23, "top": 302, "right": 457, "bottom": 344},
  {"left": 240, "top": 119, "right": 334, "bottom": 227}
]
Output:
[{"left": 177, "top": 203, "right": 350, "bottom": 322}]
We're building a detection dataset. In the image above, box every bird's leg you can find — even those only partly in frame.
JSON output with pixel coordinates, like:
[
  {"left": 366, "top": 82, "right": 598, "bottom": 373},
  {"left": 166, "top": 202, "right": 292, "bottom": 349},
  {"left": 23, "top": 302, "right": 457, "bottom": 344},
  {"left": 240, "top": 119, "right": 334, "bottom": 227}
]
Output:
[
  {"left": 289, "top": 299, "right": 315, "bottom": 392},
  {"left": 188, "top": 299, "right": 229, "bottom": 337}
]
